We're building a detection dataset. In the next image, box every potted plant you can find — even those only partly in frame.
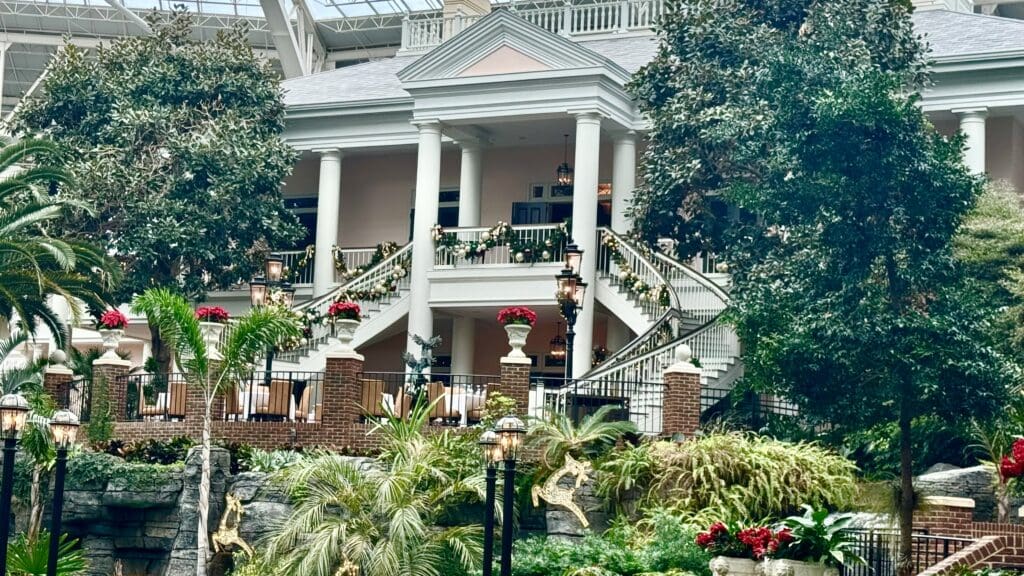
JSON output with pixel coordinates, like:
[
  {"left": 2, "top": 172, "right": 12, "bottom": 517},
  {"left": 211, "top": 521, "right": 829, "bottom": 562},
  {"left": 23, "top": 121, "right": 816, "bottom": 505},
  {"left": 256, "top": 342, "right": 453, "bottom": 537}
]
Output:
[
  {"left": 497, "top": 306, "right": 536, "bottom": 359},
  {"left": 196, "top": 306, "right": 230, "bottom": 359},
  {"left": 328, "top": 301, "right": 362, "bottom": 353},
  {"left": 97, "top": 309, "right": 128, "bottom": 360},
  {"left": 698, "top": 522, "right": 765, "bottom": 576},
  {"left": 767, "top": 506, "right": 864, "bottom": 576}
]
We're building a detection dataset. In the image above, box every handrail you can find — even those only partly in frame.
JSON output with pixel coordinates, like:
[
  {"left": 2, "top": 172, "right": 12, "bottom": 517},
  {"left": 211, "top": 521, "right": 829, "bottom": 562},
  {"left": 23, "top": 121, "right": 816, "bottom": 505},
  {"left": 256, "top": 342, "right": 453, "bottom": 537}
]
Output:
[
  {"left": 593, "top": 308, "right": 681, "bottom": 369},
  {"left": 597, "top": 227, "right": 681, "bottom": 318},
  {"left": 583, "top": 321, "right": 738, "bottom": 383},
  {"left": 295, "top": 242, "right": 414, "bottom": 313}
]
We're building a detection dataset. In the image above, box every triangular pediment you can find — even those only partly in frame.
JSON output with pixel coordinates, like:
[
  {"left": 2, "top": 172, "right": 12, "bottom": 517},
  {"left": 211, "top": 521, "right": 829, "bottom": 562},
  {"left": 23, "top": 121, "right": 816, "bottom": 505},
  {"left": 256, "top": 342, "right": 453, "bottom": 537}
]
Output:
[{"left": 398, "top": 9, "right": 629, "bottom": 84}]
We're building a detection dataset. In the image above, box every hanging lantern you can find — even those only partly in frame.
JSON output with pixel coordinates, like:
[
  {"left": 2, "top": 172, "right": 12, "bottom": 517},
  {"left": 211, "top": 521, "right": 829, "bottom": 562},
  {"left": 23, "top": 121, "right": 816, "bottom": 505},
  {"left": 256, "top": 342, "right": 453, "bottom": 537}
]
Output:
[
  {"left": 556, "top": 134, "right": 574, "bottom": 187},
  {"left": 549, "top": 322, "right": 566, "bottom": 359}
]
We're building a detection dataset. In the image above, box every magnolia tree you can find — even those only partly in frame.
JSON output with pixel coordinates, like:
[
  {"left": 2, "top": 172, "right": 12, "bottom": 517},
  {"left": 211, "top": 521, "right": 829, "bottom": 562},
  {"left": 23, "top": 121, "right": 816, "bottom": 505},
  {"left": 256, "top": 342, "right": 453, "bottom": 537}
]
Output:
[
  {"left": 631, "top": 1, "right": 1012, "bottom": 573},
  {"left": 132, "top": 288, "right": 300, "bottom": 576},
  {"left": 15, "top": 10, "right": 301, "bottom": 370}
]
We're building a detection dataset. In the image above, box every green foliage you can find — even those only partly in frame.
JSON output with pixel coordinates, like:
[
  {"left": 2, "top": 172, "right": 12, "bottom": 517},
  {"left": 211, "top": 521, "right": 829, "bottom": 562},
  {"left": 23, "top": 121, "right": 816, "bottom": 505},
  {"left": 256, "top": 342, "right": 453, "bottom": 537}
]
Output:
[
  {"left": 0, "top": 137, "right": 118, "bottom": 346},
  {"left": 527, "top": 405, "right": 638, "bottom": 470},
  {"left": 262, "top": 397, "right": 486, "bottom": 576},
  {"left": 600, "top": 434, "right": 857, "bottom": 525},
  {"left": 237, "top": 447, "right": 301, "bottom": 473},
  {"left": 85, "top": 376, "right": 113, "bottom": 446},
  {"left": 64, "top": 451, "right": 180, "bottom": 491},
  {"left": 15, "top": 10, "right": 301, "bottom": 302},
  {"left": 596, "top": 441, "right": 656, "bottom": 510},
  {"left": 511, "top": 515, "right": 711, "bottom": 576},
  {"left": 107, "top": 436, "right": 197, "bottom": 465},
  {"left": 838, "top": 417, "right": 976, "bottom": 479},
  {"left": 6, "top": 531, "right": 87, "bottom": 575},
  {"left": 480, "top": 391, "right": 518, "bottom": 430},
  {"left": 778, "top": 506, "right": 864, "bottom": 567}
]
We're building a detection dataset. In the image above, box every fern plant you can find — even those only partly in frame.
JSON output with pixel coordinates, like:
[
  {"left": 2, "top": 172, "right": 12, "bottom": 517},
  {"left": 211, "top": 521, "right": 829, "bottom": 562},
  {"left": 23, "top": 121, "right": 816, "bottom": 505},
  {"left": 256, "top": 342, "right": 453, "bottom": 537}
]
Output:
[{"left": 6, "top": 531, "right": 87, "bottom": 575}]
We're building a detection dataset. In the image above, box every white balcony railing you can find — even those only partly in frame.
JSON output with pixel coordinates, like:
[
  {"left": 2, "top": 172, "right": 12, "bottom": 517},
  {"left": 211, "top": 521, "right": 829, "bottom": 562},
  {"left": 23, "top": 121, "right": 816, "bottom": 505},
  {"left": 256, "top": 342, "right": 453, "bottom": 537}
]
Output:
[
  {"left": 433, "top": 224, "right": 566, "bottom": 268},
  {"left": 277, "top": 247, "right": 381, "bottom": 287},
  {"left": 401, "top": 0, "right": 664, "bottom": 51}
]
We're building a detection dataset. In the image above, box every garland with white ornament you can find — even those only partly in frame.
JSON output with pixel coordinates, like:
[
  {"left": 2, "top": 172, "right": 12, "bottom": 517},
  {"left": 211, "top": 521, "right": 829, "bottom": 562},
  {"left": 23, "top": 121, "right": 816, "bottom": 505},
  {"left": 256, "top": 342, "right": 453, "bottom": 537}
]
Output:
[
  {"left": 330, "top": 250, "right": 411, "bottom": 305},
  {"left": 601, "top": 234, "right": 672, "bottom": 307},
  {"left": 432, "top": 219, "right": 571, "bottom": 264}
]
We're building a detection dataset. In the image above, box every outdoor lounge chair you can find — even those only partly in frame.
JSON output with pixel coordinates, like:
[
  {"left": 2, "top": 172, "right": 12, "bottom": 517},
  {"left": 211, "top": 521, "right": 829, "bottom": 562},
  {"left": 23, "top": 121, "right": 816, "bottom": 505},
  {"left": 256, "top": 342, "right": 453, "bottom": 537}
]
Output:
[
  {"left": 251, "top": 379, "right": 291, "bottom": 421},
  {"left": 297, "top": 384, "right": 322, "bottom": 423},
  {"left": 428, "top": 381, "right": 461, "bottom": 424}
]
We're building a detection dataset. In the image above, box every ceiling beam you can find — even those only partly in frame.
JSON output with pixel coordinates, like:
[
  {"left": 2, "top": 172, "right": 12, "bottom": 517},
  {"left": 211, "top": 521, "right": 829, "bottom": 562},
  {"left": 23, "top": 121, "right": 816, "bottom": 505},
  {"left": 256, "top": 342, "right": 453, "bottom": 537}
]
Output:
[
  {"left": 259, "top": 0, "right": 307, "bottom": 78},
  {"left": 102, "top": 0, "right": 153, "bottom": 35}
]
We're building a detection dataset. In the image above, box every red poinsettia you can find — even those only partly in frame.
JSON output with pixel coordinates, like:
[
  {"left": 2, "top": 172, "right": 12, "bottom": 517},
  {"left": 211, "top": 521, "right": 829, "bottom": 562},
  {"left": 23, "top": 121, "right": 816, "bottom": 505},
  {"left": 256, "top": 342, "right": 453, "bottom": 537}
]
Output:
[
  {"left": 98, "top": 309, "right": 128, "bottom": 330},
  {"left": 497, "top": 306, "right": 537, "bottom": 327},
  {"left": 999, "top": 438, "right": 1024, "bottom": 482},
  {"left": 328, "top": 301, "right": 361, "bottom": 321},
  {"left": 195, "top": 306, "right": 229, "bottom": 323}
]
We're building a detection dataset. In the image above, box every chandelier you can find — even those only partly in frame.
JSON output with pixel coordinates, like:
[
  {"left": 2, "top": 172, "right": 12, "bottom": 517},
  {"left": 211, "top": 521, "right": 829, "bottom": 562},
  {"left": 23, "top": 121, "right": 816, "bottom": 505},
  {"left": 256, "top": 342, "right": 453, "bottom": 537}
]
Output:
[
  {"left": 549, "top": 322, "right": 566, "bottom": 358},
  {"left": 556, "top": 134, "right": 573, "bottom": 187}
]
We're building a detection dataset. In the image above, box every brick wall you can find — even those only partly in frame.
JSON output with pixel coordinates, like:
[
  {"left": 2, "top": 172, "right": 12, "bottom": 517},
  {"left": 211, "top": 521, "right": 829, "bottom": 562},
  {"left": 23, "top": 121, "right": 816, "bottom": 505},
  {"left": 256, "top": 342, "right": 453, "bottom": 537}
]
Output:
[
  {"left": 662, "top": 360, "right": 701, "bottom": 437},
  {"left": 92, "top": 358, "right": 132, "bottom": 422},
  {"left": 43, "top": 366, "right": 74, "bottom": 409},
  {"left": 499, "top": 359, "right": 531, "bottom": 413},
  {"left": 915, "top": 498, "right": 1024, "bottom": 574}
]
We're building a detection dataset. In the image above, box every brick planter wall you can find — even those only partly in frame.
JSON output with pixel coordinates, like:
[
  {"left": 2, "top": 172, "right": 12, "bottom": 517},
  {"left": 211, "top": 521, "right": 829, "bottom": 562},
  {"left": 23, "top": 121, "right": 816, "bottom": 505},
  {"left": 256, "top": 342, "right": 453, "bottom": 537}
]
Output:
[{"left": 914, "top": 497, "right": 1024, "bottom": 574}]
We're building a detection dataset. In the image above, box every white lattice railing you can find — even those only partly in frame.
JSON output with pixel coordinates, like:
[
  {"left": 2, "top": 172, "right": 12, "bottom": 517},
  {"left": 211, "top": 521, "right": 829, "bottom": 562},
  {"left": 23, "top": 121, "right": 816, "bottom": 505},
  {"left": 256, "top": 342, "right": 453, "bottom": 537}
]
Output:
[
  {"left": 597, "top": 228, "right": 681, "bottom": 321},
  {"left": 433, "top": 224, "right": 566, "bottom": 267},
  {"left": 401, "top": 0, "right": 665, "bottom": 50}
]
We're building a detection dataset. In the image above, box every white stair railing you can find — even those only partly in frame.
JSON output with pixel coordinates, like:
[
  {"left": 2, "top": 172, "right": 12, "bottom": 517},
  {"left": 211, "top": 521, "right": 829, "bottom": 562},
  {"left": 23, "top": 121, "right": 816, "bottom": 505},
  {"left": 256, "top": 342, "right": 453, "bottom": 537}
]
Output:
[{"left": 597, "top": 228, "right": 681, "bottom": 321}]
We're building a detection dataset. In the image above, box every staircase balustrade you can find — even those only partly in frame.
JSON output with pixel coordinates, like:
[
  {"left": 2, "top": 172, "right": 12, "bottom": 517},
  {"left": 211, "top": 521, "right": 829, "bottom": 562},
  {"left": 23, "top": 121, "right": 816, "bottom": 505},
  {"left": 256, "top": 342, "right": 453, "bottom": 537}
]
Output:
[
  {"left": 433, "top": 224, "right": 566, "bottom": 267},
  {"left": 597, "top": 228, "right": 681, "bottom": 321}
]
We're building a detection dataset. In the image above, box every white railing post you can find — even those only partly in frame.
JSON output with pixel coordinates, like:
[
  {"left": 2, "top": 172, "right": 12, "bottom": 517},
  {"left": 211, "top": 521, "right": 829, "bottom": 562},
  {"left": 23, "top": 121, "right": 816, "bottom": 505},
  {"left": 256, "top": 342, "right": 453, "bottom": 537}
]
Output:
[
  {"left": 619, "top": 0, "right": 629, "bottom": 32},
  {"left": 401, "top": 16, "right": 410, "bottom": 49},
  {"left": 562, "top": 0, "right": 572, "bottom": 36}
]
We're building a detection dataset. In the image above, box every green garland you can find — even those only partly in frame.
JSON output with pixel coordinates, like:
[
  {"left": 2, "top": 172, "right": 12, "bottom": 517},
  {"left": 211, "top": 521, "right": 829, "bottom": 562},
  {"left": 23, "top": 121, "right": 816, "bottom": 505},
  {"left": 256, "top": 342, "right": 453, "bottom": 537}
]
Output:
[
  {"left": 601, "top": 234, "right": 672, "bottom": 307},
  {"left": 432, "top": 219, "right": 571, "bottom": 264},
  {"left": 281, "top": 241, "right": 404, "bottom": 284},
  {"left": 332, "top": 244, "right": 411, "bottom": 304}
]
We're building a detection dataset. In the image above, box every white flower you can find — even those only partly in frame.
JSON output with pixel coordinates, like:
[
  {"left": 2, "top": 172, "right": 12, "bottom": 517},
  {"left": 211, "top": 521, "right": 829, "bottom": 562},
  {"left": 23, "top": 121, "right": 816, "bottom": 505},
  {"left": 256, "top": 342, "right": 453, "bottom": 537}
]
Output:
[
  {"left": 481, "top": 232, "right": 491, "bottom": 242},
  {"left": 715, "top": 262, "right": 729, "bottom": 273},
  {"left": 542, "top": 251, "right": 551, "bottom": 260},
  {"left": 515, "top": 252, "right": 525, "bottom": 263}
]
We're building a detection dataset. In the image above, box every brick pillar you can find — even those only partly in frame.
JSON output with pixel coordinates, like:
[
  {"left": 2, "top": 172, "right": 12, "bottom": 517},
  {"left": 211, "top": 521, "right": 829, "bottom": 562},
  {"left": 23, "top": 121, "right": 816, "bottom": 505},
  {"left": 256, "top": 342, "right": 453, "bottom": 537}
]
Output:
[
  {"left": 43, "top": 365, "right": 74, "bottom": 409},
  {"left": 662, "top": 344, "right": 702, "bottom": 439},
  {"left": 914, "top": 497, "right": 976, "bottom": 538},
  {"left": 499, "top": 357, "right": 531, "bottom": 415},
  {"left": 92, "top": 357, "right": 132, "bottom": 421},
  {"left": 323, "top": 348, "right": 365, "bottom": 436}
]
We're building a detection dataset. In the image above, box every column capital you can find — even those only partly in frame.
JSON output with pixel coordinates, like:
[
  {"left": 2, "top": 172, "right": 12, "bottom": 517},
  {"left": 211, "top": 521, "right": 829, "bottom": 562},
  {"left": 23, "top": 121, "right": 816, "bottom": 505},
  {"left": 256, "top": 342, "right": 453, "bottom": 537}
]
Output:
[
  {"left": 313, "top": 148, "right": 344, "bottom": 160},
  {"left": 569, "top": 109, "right": 604, "bottom": 124},
  {"left": 412, "top": 119, "right": 443, "bottom": 133},
  {"left": 612, "top": 130, "right": 637, "bottom": 143},
  {"left": 953, "top": 107, "right": 988, "bottom": 119}
]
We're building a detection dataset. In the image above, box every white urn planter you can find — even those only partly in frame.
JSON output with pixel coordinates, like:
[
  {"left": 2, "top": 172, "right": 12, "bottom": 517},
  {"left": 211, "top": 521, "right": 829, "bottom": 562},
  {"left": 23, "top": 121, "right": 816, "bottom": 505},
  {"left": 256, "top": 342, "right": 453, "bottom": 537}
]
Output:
[
  {"left": 199, "top": 321, "right": 226, "bottom": 360},
  {"left": 710, "top": 557, "right": 764, "bottom": 576},
  {"left": 98, "top": 329, "right": 124, "bottom": 360},
  {"left": 766, "top": 560, "right": 835, "bottom": 576},
  {"left": 503, "top": 323, "right": 532, "bottom": 359},
  {"left": 334, "top": 318, "right": 361, "bottom": 353}
]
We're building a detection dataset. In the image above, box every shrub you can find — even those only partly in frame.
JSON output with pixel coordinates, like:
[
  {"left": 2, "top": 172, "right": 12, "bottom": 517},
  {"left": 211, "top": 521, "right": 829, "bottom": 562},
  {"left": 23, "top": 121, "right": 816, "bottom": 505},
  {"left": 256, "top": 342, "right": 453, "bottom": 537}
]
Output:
[
  {"left": 601, "top": 433, "right": 857, "bottom": 524},
  {"left": 239, "top": 447, "right": 302, "bottom": 473},
  {"left": 6, "top": 531, "right": 87, "bottom": 575},
  {"left": 118, "top": 436, "right": 196, "bottom": 465}
]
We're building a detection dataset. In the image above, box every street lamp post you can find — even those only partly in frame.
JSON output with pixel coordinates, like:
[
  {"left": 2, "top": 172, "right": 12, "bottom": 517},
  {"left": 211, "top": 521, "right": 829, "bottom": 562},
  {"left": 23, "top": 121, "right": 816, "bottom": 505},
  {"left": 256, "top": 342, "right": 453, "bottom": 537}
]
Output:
[
  {"left": 479, "top": 430, "right": 502, "bottom": 576},
  {"left": 249, "top": 255, "right": 296, "bottom": 389},
  {"left": 495, "top": 415, "right": 526, "bottom": 576},
  {"left": 555, "top": 244, "right": 586, "bottom": 422},
  {"left": 47, "top": 410, "right": 80, "bottom": 576},
  {"left": 0, "top": 393, "right": 29, "bottom": 572}
]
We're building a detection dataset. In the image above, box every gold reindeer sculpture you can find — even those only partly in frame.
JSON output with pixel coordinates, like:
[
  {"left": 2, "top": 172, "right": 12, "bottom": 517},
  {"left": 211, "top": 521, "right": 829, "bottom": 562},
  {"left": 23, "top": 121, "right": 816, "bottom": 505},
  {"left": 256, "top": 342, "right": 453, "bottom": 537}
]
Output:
[
  {"left": 212, "top": 494, "right": 254, "bottom": 557},
  {"left": 531, "top": 454, "right": 592, "bottom": 528}
]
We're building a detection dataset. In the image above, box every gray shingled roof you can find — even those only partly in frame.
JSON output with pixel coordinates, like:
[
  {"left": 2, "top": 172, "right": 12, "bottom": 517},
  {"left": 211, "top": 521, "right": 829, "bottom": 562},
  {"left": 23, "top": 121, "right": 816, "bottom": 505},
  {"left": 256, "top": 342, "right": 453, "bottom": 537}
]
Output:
[
  {"left": 283, "top": 10, "right": 1024, "bottom": 108},
  {"left": 913, "top": 10, "right": 1024, "bottom": 59}
]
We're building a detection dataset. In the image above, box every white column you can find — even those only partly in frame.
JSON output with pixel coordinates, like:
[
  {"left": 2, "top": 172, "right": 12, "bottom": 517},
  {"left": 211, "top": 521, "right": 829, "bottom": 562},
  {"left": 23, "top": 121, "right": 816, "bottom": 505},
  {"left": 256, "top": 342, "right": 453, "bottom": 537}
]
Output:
[
  {"left": 570, "top": 111, "right": 602, "bottom": 378},
  {"left": 407, "top": 121, "right": 443, "bottom": 359},
  {"left": 458, "top": 142, "right": 483, "bottom": 227},
  {"left": 450, "top": 316, "right": 476, "bottom": 375},
  {"left": 313, "top": 149, "right": 343, "bottom": 297},
  {"left": 611, "top": 131, "right": 637, "bottom": 233},
  {"left": 955, "top": 108, "right": 988, "bottom": 175}
]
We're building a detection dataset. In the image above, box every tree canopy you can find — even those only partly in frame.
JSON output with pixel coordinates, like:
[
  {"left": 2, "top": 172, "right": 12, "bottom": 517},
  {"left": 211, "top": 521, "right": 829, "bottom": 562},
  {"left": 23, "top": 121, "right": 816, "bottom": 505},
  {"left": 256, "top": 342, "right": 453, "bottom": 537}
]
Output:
[
  {"left": 630, "top": 1, "right": 1013, "bottom": 571},
  {"left": 15, "top": 10, "right": 302, "bottom": 303}
]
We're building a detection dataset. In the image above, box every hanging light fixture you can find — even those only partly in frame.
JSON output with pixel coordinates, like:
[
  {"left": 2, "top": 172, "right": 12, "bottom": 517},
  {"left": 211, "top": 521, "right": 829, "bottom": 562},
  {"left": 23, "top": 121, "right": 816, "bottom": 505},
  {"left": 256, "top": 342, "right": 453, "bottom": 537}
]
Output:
[
  {"left": 556, "top": 134, "right": 574, "bottom": 187},
  {"left": 549, "top": 322, "right": 566, "bottom": 359}
]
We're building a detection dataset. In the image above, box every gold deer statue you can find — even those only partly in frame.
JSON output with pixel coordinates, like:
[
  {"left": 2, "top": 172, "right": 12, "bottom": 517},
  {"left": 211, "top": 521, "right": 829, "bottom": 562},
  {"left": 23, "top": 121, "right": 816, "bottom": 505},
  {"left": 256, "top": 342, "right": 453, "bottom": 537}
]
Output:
[
  {"left": 212, "top": 494, "right": 254, "bottom": 557},
  {"left": 531, "top": 453, "right": 592, "bottom": 528}
]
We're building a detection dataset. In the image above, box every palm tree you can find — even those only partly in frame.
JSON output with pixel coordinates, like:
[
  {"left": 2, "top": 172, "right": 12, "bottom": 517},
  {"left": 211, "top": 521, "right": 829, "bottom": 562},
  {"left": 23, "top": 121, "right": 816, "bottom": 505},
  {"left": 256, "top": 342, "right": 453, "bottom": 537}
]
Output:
[
  {"left": 131, "top": 288, "right": 300, "bottom": 576},
  {"left": 0, "top": 137, "right": 119, "bottom": 347},
  {"left": 527, "top": 404, "right": 638, "bottom": 470},
  {"left": 263, "top": 399, "right": 487, "bottom": 576}
]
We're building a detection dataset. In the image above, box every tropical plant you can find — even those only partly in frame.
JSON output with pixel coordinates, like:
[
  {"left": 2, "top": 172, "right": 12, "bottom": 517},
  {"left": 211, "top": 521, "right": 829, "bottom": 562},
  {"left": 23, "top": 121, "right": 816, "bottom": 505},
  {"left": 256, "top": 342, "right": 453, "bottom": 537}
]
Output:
[
  {"left": 263, "top": 398, "right": 486, "bottom": 576},
  {"left": 527, "top": 404, "right": 637, "bottom": 470},
  {"left": 6, "top": 530, "right": 87, "bottom": 575},
  {"left": 596, "top": 441, "right": 656, "bottom": 512},
  {"left": 132, "top": 288, "right": 300, "bottom": 575},
  {"left": 777, "top": 506, "right": 864, "bottom": 567},
  {"left": 0, "top": 138, "right": 117, "bottom": 347},
  {"left": 620, "top": 434, "right": 857, "bottom": 525},
  {"left": 239, "top": 447, "right": 302, "bottom": 473}
]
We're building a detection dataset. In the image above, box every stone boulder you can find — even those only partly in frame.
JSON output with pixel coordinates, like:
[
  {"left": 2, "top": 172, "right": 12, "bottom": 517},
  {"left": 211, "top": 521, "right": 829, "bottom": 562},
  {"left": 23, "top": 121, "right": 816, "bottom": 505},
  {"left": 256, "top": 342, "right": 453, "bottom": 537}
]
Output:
[{"left": 916, "top": 464, "right": 1024, "bottom": 522}]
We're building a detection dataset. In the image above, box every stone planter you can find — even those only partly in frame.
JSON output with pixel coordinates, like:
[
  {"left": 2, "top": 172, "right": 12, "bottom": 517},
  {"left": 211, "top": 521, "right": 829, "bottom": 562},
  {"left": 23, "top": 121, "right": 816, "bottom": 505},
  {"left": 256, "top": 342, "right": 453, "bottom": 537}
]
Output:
[
  {"left": 199, "top": 321, "right": 226, "bottom": 361},
  {"left": 98, "top": 329, "right": 124, "bottom": 360},
  {"left": 710, "top": 557, "right": 764, "bottom": 576},
  {"left": 503, "top": 323, "right": 532, "bottom": 359},
  {"left": 766, "top": 560, "right": 835, "bottom": 576},
  {"left": 333, "top": 318, "right": 361, "bottom": 353}
]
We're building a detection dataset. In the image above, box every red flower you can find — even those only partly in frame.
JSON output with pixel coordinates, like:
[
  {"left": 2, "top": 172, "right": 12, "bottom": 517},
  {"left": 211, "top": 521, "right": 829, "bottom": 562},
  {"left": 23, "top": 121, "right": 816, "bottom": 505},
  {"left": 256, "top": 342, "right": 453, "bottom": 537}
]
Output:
[
  {"left": 195, "top": 306, "right": 229, "bottom": 323},
  {"left": 98, "top": 309, "right": 128, "bottom": 330},
  {"left": 695, "top": 532, "right": 713, "bottom": 547},
  {"left": 497, "top": 306, "right": 537, "bottom": 327},
  {"left": 1001, "top": 456, "right": 1024, "bottom": 481},
  {"left": 709, "top": 522, "right": 728, "bottom": 536},
  {"left": 1012, "top": 439, "right": 1024, "bottom": 463},
  {"left": 776, "top": 528, "right": 794, "bottom": 543},
  {"left": 328, "top": 301, "right": 361, "bottom": 321}
]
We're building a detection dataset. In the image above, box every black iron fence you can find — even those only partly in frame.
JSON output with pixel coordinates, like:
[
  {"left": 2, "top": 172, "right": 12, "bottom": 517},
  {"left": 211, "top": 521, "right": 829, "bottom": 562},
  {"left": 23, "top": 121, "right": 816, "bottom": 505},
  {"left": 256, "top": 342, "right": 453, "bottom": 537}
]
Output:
[
  {"left": 124, "top": 373, "right": 190, "bottom": 421},
  {"left": 530, "top": 376, "right": 664, "bottom": 436},
  {"left": 66, "top": 376, "right": 92, "bottom": 423},
  {"left": 840, "top": 529, "right": 974, "bottom": 576},
  {"left": 701, "top": 386, "right": 801, "bottom": 429},
  {"left": 358, "top": 372, "right": 500, "bottom": 425},
  {"left": 235, "top": 371, "right": 325, "bottom": 422}
]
